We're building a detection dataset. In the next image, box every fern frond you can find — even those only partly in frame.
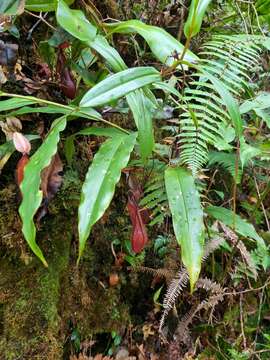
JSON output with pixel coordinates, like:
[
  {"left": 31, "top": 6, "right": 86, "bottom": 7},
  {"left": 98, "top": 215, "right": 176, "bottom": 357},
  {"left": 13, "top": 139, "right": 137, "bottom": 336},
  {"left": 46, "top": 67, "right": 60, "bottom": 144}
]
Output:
[
  {"left": 175, "top": 278, "right": 225, "bottom": 343},
  {"left": 159, "top": 268, "right": 189, "bottom": 333},
  {"left": 208, "top": 151, "right": 242, "bottom": 183},
  {"left": 159, "top": 235, "right": 224, "bottom": 334},
  {"left": 141, "top": 169, "right": 168, "bottom": 226},
  {"left": 129, "top": 266, "right": 175, "bottom": 282},
  {"left": 176, "top": 34, "right": 263, "bottom": 174},
  {"left": 219, "top": 222, "right": 258, "bottom": 279}
]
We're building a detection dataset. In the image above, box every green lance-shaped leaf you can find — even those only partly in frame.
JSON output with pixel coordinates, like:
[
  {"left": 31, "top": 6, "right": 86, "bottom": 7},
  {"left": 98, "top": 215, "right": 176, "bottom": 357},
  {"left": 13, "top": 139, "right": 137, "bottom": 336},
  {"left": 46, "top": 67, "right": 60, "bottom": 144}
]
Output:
[
  {"left": 107, "top": 19, "right": 198, "bottom": 68},
  {"left": 78, "top": 132, "right": 137, "bottom": 261},
  {"left": 184, "top": 0, "right": 212, "bottom": 38},
  {"left": 26, "top": 0, "right": 74, "bottom": 12},
  {"left": 89, "top": 36, "right": 127, "bottom": 73},
  {"left": 19, "top": 116, "right": 67, "bottom": 266},
  {"left": 165, "top": 167, "right": 205, "bottom": 291},
  {"left": 0, "top": 97, "right": 36, "bottom": 112},
  {"left": 56, "top": 0, "right": 97, "bottom": 41},
  {"left": 126, "top": 89, "right": 154, "bottom": 162},
  {"left": 80, "top": 67, "right": 161, "bottom": 108},
  {"left": 205, "top": 206, "right": 266, "bottom": 249}
]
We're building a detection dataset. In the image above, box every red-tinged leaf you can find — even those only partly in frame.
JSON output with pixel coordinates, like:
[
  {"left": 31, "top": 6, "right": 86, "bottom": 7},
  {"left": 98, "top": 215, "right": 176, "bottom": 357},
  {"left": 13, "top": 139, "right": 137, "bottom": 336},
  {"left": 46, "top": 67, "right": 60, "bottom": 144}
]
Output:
[
  {"left": 40, "top": 152, "right": 63, "bottom": 201},
  {"left": 127, "top": 192, "right": 148, "bottom": 253},
  {"left": 131, "top": 210, "right": 148, "bottom": 253},
  {"left": 56, "top": 47, "right": 76, "bottom": 99},
  {"left": 127, "top": 192, "right": 138, "bottom": 227},
  {"left": 37, "top": 153, "right": 63, "bottom": 221},
  {"left": 60, "top": 67, "right": 77, "bottom": 99},
  {"left": 16, "top": 154, "right": 29, "bottom": 187}
]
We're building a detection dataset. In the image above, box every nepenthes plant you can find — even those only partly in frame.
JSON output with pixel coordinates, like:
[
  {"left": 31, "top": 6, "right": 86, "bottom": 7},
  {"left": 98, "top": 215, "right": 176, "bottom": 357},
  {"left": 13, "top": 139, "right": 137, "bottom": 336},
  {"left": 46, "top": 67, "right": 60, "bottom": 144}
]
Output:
[{"left": 1, "top": 0, "right": 270, "bottom": 296}]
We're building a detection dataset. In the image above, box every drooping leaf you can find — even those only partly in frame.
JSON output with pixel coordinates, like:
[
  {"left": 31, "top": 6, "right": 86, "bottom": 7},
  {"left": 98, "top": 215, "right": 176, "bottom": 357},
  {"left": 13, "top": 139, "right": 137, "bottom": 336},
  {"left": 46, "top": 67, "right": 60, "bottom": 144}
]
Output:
[
  {"left": 206, "top": 206, "right": 266, "bottom": 249},
  {"left": 78, "top": 132, "right": 137, "bottom": 260},
  {"left": 107, "top": 20, "right": 198, "bottom": 68},
  {"left": 126, "top": 89, "right": 154, "bottom": 162},
  {"left": 80, "top": 67, "right": 161, "bottom": 108},
  {"left": 56, "top": 0, "right": 97, "bottom": 42},
  {"left": 25, "top": 0, "right": 74, "bottom": 12},
  {"left": 184, "top": 0, "right": 212, "bottom": 38},
  {"left": 19, "top": 116, "right": 67, "bottom": 266},
  {"left": 165, "top": 166, "right": 205, "bottom": 291}
]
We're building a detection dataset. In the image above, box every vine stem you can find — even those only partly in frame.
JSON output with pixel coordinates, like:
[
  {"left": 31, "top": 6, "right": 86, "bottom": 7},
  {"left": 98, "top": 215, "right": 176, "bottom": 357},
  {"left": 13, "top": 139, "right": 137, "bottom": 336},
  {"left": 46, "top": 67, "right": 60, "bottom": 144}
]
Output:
[{"left": 0, "top": 92, "right": 129, "bottom": 134}]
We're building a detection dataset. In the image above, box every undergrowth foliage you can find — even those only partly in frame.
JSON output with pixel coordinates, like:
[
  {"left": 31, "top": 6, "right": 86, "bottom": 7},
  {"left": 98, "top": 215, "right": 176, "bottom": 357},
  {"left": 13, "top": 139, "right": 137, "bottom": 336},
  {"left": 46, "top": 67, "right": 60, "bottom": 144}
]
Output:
[{"left": 1, "top": 0, "right": 270, "bottom": 357}]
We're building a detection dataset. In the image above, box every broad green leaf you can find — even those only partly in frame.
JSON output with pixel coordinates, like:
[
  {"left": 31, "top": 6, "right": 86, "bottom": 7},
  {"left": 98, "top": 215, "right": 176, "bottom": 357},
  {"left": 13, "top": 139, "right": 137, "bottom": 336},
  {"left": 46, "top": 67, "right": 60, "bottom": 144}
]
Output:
[
  {"left": 19, "top": 116, "right": 67, "bottom": 266},
  {"left": 126, "top": 89, "right": 154, "bottom": 162},
  {"left": 203, "top": 70, "right": 243, "bottom": 137},
  {"left": 206, "top": 206, "right": 266, "bottom": 249},
  {"left": 89, "top": 36, "right": 127, "bottom": 73},
  {"left": 26, "top": 0, "right": 74, "bottom": 12},
  {"left": 0, "top": 0, "right": 24, "bottom": 14},
  {"left": 107, "top": 20, "right": 198, "bottom": 68},
  {"left": 78, "top": 132, "right": 137, "bottom": 260},
  {"left": 56, "top": 0, "right": 97, "bottom": 42},
  {"left": 80, "top": 67, "right": 161, "bottom": 108},
  {"left": 165, "top": 167, "right": 205, "bottom": 291},
  {"left": 184, "top": 0, "right": 212, "bottom": 38}
]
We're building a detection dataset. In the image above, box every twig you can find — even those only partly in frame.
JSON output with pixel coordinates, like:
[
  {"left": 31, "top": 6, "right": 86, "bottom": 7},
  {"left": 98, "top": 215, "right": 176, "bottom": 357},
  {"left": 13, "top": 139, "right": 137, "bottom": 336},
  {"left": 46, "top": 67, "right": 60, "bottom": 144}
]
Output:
[
  {"left": 223, "top": 277, "right": 270, "bottom": 296},
  {"left": 253, "top": 290, "right": 264, "bottom": 352},
  {"left": 240, "top": 293, "right": 247, "bottom": 349},
  {"left": 25, "top": 10, "right": 56, "bottom": 31},
  {"left": 253, "top": 175, "right": 270, "bottom": 231}
]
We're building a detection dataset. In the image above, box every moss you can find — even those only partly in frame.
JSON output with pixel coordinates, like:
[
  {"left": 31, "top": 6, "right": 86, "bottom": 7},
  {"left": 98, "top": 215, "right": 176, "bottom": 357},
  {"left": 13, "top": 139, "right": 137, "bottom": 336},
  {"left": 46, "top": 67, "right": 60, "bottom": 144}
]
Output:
[
  {"left": 0, "top": 182, "right": 73, "bottom": 359},
  {"left": 0, "top": 161, "right": 152, "bottom": 359}
]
